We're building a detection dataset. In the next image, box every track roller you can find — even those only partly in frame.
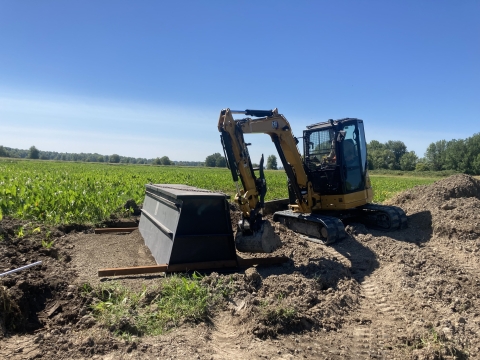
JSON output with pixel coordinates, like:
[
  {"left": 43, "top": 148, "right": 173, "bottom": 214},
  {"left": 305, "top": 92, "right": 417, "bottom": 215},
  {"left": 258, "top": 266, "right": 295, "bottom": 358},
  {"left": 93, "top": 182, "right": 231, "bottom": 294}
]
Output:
[
  {"left": 359, "top": 204, "right": 407, "bottom": 231},
  {"left": 273, "top": 210, "right": 346, "bottom": 245}
]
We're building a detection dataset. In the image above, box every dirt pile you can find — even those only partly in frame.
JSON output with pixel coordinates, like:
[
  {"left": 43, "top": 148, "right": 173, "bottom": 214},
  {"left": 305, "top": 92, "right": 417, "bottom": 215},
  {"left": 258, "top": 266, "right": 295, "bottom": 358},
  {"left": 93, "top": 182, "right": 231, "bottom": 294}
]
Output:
[
  {"left": 387, "top": 174, "right": 480, "bottom": 241},
  {"left": 0, "top": 219, "right": 81, "bottom": 339}
]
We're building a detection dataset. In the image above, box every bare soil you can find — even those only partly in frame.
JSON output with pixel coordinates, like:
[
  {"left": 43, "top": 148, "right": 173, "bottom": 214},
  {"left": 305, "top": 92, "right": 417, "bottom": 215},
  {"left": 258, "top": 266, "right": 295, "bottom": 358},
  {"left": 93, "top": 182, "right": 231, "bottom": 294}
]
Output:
[{"left": 1, "top": 174, "right": 480, "bottom": 359}]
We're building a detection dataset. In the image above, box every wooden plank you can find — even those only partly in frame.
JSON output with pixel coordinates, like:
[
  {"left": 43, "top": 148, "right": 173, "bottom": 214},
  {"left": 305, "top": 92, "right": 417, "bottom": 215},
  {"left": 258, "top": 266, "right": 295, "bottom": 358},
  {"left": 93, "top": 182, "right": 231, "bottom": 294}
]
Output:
[
  {"left": 98, "top": 264, "right": 168, "bottom": 277},
  {"left": 98, "top": 260, "right": 238, "bottom": 277},
  {"left": 94, "top": 227, "right": 138, "bottom": 234},
  {"left": 98, "top": 256, "right": 290, "bottom": 277}
]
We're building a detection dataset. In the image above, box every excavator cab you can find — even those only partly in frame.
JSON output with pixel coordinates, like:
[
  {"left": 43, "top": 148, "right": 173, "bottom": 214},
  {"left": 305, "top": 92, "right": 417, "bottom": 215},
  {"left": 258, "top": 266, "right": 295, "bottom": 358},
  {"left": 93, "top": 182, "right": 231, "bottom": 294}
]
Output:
[{"left": 303, "top": 118, "right": 368, "bottom": 196}]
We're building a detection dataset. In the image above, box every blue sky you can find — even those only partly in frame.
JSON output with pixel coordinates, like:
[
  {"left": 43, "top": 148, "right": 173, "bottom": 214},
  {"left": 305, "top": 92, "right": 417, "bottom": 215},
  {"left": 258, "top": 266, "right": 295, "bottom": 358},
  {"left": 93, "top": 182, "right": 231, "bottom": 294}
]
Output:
[{"left": 0, "top": 1, "right": 478, "bottom": 161}]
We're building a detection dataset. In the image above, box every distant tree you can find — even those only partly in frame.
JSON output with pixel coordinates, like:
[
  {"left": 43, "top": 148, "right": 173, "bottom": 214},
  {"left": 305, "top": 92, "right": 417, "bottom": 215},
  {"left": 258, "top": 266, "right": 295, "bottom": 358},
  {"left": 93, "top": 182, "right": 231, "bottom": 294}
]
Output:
[
  {"left": 399, "top": 151, "right": 418, "bottom": 171},
  {"left": 97, "top": 155, "right": 104, "bottom": 162},
  {"left": 205, "top": 153, "right": 225, "bottom": 167},
  {"left": 205, "top": 155, "right": 216, "bottom": 167},
  {"left": 385, "top": 141, "right": 407, "bottom": 168},
  {"left": 367, "top": 140, "right": 407, "bottom": 170},
  {"left": 152, "top": 157, "right": 162, "bottom": 165},
  {"left": 266, "top": 155, "right": 278, "bottom": 170},
  {"left": 28, "top": 146, "right": 40, "bottom": 159},
  {"left": 473, "top": 154, "right": 480, "bottom": 175},
  {"left": 0, "top": 146, "right": 9, "bottom": 157},
  {"left": 109, "top": 154, "right": 120, "bottom": 163},
  {"left": 444, "top": 139, "right": 468, "bottom": 172},
  {"left": 425, "top": 140, "right": 447, "bottom": 171},
  {"left": 160, "top": 156, "right": 173, "bottom": 165},
  {"left": 215, "top": 157, "right": 226, "bottom": 167},
  {"left": 40, "top": 153, "right": 49, "bottom": 160},
  {"left": 415, "top": 160, "right": 430, "bottom": 172}
]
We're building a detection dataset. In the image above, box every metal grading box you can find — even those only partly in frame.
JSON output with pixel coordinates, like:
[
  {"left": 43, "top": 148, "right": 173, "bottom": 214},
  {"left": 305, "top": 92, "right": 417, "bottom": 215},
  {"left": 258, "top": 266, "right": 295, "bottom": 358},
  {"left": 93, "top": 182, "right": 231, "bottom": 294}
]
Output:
[{"left": 138, "top": 184, "right": 236, "bottom": 265}]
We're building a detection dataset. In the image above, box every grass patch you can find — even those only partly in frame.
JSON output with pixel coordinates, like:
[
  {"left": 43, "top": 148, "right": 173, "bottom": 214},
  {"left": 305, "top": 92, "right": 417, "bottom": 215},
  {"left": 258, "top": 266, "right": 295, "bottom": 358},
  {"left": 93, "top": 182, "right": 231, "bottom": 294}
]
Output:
[
  {"left": 263, "top": 305, "right": 297, "bottom": 325},
  {"left": 399, "top": 327, "right": 469, "bottom": 359},
  {"left": 259, "top": 293, "right": 297, "bottom": 327},
  {"left": 369, "top": 169, "right": 458, "bottom": 178},
  {"left": 88, "top": 273, "right": 218, "bottom": 337},
  {"left": 369, "top": 176, "right": 439, "bottom": 203}
]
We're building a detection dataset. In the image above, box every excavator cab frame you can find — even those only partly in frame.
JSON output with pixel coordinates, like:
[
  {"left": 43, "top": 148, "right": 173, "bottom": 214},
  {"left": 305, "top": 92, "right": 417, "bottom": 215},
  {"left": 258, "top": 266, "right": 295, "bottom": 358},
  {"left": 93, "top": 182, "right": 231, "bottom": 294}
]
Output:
[{"left": 303, "top": 118, "right": 368, "bottom": 197}]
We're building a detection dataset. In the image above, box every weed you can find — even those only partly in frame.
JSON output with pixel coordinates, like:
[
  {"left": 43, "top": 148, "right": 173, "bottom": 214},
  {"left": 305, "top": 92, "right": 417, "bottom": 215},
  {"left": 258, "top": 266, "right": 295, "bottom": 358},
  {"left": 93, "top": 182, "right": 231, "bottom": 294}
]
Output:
[
  {"left": 264, "top": 306, "right": 297, "bottom": 325},
  {"left": 259, "top": 292, "right": 297, "bottom": 326},
  {"left": 41, "top": 239, "right": 54, "bottom": 249},
  {"left": 15, "top": 226, "right": 24, "bottom": 238},
  {"left": 80, "top": 283, "right": 93, "bottom": 295},
  {"left": 32, "top": 227, "right": 41, "bottom": 234},
  {"left": 400, "top": 327, "right": 468, "bottom": 359},
  {"left": 419, "top": 327, "right": 443, "bottom": 348},
  {"left": 213, "top": 275, "right": 235, "bottom": 298}
]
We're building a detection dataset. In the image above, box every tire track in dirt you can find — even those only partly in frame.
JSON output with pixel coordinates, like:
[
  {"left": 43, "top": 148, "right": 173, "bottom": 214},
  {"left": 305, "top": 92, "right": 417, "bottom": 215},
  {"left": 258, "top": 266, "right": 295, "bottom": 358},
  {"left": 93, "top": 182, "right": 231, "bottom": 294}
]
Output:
[
  {"left": 209, "top": 313, "right": 253, "bottom": 360},
  {"left": 310, "top": 237, "right": 401, "bottom": 359},
  {"left": 351, "top": 273, "right": 407, "bottom": 359}
]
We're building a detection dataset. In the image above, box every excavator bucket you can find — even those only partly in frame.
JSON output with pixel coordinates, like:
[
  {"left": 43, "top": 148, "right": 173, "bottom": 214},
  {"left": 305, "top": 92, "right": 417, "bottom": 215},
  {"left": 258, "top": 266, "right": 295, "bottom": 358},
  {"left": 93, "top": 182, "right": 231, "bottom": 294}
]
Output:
[
  {"left": 234, "top": 220, "right": 281, "bottom": 253},
  {"left": 138, "top": 184, "right": 237, "bottom": 265}
]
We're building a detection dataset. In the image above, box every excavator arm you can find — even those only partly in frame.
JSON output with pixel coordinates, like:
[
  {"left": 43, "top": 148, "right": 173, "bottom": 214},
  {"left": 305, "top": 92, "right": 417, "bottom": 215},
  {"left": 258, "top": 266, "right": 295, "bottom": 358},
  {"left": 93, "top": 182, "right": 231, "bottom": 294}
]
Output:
[{"left": 218, "top": 108, "right": 312, "bottom": 232}]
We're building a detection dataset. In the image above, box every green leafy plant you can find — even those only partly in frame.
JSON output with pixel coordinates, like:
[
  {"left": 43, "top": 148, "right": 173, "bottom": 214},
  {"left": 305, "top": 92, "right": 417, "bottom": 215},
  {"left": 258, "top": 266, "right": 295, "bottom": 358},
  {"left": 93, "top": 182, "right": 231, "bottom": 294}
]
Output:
[
  {"left": 0, "top": 159, "right": 442, "bottom": 226},
  {"left": 41, "top": 239, "right": 54, "bottom": 249},
  {"left": 15, "top": 226, "right": 24, "bottom": 238}
]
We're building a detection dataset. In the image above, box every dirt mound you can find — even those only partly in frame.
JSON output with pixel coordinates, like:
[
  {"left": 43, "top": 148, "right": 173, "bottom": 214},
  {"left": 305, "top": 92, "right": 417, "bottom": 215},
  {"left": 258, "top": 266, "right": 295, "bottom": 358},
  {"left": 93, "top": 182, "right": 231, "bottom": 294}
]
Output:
[
  {"left": 0, "top": 219, "right": 81, "bottom": 338},
  {"left": 387, "top": 174, "right": 480, "bottom": 241}
]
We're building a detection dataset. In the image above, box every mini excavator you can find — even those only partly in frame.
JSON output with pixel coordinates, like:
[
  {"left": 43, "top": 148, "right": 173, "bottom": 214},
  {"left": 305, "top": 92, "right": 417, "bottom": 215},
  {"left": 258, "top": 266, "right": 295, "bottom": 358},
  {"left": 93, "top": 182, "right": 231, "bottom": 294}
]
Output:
[{"left": 218, "top": 108, "right": 407, "bottom": 246}]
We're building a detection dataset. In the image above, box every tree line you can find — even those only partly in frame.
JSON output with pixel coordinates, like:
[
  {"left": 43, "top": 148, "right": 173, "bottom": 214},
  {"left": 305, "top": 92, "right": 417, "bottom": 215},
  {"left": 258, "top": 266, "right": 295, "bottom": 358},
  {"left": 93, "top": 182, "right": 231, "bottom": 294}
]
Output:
[
  {"left": 204, "top": 153, "right": 279, "bottom": 170},
  {"left": 367, "top": 132, "right": 480, "bottom": 174},
  {"left": 3, "top": 132, "right": 479, "bottom": 174},
  {"left": 0, "top": 145, "right": 192, "bottom": 166}
]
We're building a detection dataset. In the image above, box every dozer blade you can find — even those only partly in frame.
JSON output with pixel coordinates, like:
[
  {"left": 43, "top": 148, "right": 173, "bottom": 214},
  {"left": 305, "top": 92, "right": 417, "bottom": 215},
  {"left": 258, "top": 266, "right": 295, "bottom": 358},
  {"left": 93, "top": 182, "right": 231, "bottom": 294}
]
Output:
[
  {"left": 235, "top": 220, "right": 282, "bottom": 253},
  {"left": 273, "top": 210, "right": 346, "bottom": 245},
  {"left": 358, "top": 204, "right": 408, "bottom": 231}
]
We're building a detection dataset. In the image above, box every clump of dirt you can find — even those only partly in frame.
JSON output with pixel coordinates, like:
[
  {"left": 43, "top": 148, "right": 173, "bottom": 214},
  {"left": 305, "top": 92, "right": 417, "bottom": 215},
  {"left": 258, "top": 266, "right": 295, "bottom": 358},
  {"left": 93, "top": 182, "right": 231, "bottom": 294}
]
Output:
[
  {"left": 387, "top": 174, "right": 480, "bottom": 241},
  {"left": 218, "top": 209, "right": 368, "bottom": 339}
]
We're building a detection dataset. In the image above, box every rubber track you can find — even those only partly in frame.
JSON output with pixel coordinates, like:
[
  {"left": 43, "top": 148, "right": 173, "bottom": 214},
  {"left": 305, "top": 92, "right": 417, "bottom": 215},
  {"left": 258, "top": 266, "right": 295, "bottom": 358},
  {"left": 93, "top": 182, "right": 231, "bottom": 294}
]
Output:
[
  {"left": 360, "top": 204, "right": 402, "bottom": 231},
  {"left": 390, "top": 205, "right": 408, "bottom": 229},
  {"left": 273, "top": 210, "right": 346, "bottom": 245}
]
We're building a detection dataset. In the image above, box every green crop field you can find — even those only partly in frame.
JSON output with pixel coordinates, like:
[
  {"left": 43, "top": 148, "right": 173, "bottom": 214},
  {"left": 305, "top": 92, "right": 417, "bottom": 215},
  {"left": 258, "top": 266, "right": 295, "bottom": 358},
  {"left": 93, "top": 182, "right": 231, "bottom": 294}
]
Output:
[{"left": 0, "top": 159, "right": 440, "bottom": 225}]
